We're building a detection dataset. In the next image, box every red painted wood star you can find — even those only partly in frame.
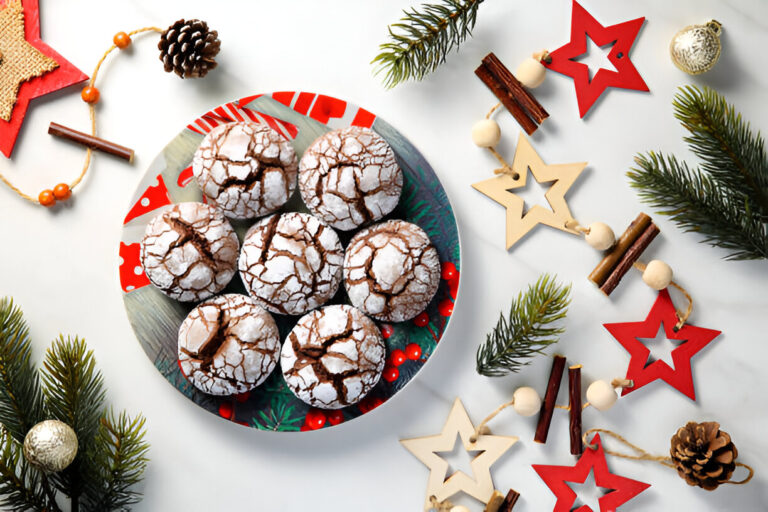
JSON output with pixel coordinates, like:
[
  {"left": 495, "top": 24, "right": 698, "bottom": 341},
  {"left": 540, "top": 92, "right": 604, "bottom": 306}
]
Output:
[
  {"left": 533, "top": 434, "right": 650, "bottom": 512},
  {"left": 604, "top": 289, "right": 721, "bottom": 400},
  {"left": 544, "top": 0, "right": 648, "bottom": 118},
  {"left": 0, "top": 0, "right": 87, "bottom": 157}
]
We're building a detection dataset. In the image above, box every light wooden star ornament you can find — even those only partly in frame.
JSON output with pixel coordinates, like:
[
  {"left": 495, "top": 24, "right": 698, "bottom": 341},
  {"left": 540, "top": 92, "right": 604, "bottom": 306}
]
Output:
[
  {"left": 401, "top": 398, "right": 518, "bottom": 509},
  {"left": 472, "top": 133, "right": 587, "bottom": 249}
]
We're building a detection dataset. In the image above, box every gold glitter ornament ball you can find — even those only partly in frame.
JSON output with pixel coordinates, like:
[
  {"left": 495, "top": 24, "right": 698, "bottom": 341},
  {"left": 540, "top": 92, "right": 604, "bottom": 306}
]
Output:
[
  {"left": 23, "top": 420, "right": 78, "bottom": 473},
  {"left": 670, "top": 20, "right": 723, "bottom": 75}
]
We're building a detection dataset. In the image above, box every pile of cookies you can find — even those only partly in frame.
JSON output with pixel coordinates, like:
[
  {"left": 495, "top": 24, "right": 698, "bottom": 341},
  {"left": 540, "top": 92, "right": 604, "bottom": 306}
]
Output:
[{"left": 140, "top": 122, "right": 441, "bottom": 411}]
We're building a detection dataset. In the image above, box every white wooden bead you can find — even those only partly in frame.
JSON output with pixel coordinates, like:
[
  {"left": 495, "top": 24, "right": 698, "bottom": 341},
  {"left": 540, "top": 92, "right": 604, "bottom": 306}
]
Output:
[
  {"left": 515, "top": 57, "right": 547, "bottom": 89},
  {"left": 585, "top": 222, "right": 615, "bottom": 251},
  {"left": 512, "top": 386, "right": 541, "bottom": 417},
  {"left": 586, "top": 380, "right": 617, "bottom": 411},
  {"left": 642, "top": 260, "right": 673, "bottom": 290},
  {"left": 471, "top": 119, "right": 501, "bottom": 148},
  {"left": 450, "top": 507, "right": 471, "bottom": 512}
]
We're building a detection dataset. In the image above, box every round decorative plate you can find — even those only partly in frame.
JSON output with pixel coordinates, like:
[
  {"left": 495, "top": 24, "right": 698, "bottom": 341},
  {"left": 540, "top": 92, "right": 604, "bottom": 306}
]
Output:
[{"left": 119, "top": 92, "right": 460, "bottom": 432}]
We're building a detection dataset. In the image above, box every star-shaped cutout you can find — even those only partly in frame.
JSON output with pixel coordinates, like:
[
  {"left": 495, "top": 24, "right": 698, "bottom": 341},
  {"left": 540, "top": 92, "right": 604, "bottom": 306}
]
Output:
[
  {"left": 604, "top": 289, "right": 721, "bottom": 400},
  {"left": 544, "top": 0, "right": 649, "bottom": 118},
  {"left": 401, "top": 398, "right": 518, "bottom": 508},
  {"left": 533, "top": 434, "right": 650, "bottom": 512},
  {"left": 472, "top": 133, "right": 586, "bottom": 249},
  {"left": 0, "top": 0, "right": 87, "bottom": 157}
]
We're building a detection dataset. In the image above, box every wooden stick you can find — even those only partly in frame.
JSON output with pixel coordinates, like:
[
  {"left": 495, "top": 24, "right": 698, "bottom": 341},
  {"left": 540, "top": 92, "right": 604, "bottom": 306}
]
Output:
[
  {"left": 600, "top": 223, "right": 660, "bottom": 296},
  {"left": 588, "top": 213, "right": 652, "bottom": 287},
  {"left": 535, "top": 355, "right": 566, "bottom": 444},
  {"left": 482, "top": 53, "right": 549, "bottom": 123},
  {"left": 475, "top": 62, "right": 538, "bottom": 135},
  {"left": 48, "top": 122, "right": 134, "bottom": 162},
  {"left": 569, "top": 365, "right": 583, "bottom": 455},
  {"left": 500, "top": 488, "right": 521, "bottom": 512}
]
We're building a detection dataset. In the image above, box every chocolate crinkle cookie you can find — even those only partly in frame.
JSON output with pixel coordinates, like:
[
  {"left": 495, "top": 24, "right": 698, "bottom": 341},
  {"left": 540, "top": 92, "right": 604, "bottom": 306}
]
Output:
[
  {"left": 192, "top": 122, "right": 298, "bottom": 219},
  {"left": 298, "top": 126, "right": 402, "bottom": 231},
  {"left": 281, "top": 305, "right": 385, "bottom": 409},
  {"left": 178, "top": 294, "right": 280, "bottom": 395},
  {"left": 239, "top": 212, "right": 343, "bottom": 316},
  {"left": 141, "top": 202, "right": 239, "bottom": 302},
  {"left": 344, "top": 220, "right": 440, "bottom": 322}
]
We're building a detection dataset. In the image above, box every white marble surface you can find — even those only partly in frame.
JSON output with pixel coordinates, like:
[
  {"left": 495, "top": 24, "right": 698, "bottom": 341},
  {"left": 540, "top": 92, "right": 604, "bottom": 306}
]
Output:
[{"left": 2, "top": 0, "right": 768, "bottom": 510}]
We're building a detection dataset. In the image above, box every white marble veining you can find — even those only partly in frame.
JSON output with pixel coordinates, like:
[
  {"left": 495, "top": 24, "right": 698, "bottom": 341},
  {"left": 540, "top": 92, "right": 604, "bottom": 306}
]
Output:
[{"left": 2, "top": 0, "right": 767, "bottom": 510}]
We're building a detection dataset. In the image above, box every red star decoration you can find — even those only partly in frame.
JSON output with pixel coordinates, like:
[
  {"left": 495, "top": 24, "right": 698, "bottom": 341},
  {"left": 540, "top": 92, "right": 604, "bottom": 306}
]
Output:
[
  {"left": 604, "top": 289, "right": 721, "bottom": 400},
  {"left": 0, "top": 0, "right": 87, "bottom": 157},
  {"left": 544, "top": 0, "right": 648, "bottom": 118},
  {"left": 533, "top": 434, "right": 650, "bottom": 512}
]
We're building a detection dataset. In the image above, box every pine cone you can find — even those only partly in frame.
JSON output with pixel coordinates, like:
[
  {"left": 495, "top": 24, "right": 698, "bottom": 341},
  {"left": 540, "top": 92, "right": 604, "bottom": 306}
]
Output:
[
  {"left": 158, "top": 19, "right": 221, "bottom": 79},
  {"left": 670, "top": 421, "right": 737, "bottom": 490}
]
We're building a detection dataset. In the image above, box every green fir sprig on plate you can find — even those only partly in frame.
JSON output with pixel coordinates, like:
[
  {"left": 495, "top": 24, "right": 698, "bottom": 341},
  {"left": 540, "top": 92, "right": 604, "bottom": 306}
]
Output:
[
  {"left": 628, "top": 85, "right": 768, "bottom": 260},
  {"left": 476, "top": 275, "right": 571, "bottom": 377},
  {"left": 372, "top": 0, "right": 485, "bottom": 88}
]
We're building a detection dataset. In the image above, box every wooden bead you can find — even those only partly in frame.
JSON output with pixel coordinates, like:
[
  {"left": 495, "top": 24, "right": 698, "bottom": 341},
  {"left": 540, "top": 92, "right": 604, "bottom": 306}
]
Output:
[
  {"left": 586, "top": 380, "right": 617, "bottom": 411},
  {"left": 585, "top": 222, "right": 616, "bottom": 251},
  {"left": 113, "top": 31, "right": 131, "bottom": 49},
  {"left": 512, "top": 386, "right": 541, "bottom": 417},
  {"left": 471, "top": 119, "right": 501, "bottom": 148},
  {"left": 515, "top": 57, "right": 547, "bottom": 89},
  {"left": 81, "top": 86, "right": 100, "bottom": 104},
  {"left": 642, "top": 260, "right": 673, "bottom": 290},
  {"left": 38, "top": 189, "right": 55, "bottom": 207},
  {"left": 52, "top": 183, "right": 71, "bottom": 201}
]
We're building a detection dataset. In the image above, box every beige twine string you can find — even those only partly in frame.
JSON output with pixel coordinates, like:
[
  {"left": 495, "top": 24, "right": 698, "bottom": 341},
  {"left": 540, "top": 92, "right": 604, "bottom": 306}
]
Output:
[
  {"left": 484, "top": 102, "right": 517, "bottom": 179},
  {"left": 0, "top": 25, "right": 162, "bottom": 204},
  {"left": 469, "top": 399, "right": 515, "bottom": 443},
  {"left": 582, "top": 428, "right": 754, "bottom": 485}
]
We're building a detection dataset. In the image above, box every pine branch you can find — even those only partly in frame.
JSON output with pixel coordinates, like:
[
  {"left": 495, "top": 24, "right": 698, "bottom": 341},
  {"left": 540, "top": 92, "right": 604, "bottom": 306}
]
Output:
[
  {"left": 372, "top": 0, "right": 485, "bottom": 88},
  {"left": 476, "top": 274, "right": 571, "bottom": 377},
  {"left": 0, "top": 426, "right": 49, "bottom": 512},
  {"left": 0, "top": 298, "right": 45, "bottom": 444},
  {"left": 82, "top": 411, "right": 149, "bottom": 512}
]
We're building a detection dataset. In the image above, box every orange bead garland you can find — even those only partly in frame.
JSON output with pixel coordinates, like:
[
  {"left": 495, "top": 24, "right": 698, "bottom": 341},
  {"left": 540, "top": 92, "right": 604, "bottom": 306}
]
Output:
[
  {"left": 38, "top": 189, "right": 56, "bottom": 207},
  {"left": 81, "top": 86, "right": 100, "bottom": 104},
  {"left": 53, "top": 183, "right": 71, "bottom": 200},
  {"left": 113, "top": 31, "right": 131, "bottom": 49}
]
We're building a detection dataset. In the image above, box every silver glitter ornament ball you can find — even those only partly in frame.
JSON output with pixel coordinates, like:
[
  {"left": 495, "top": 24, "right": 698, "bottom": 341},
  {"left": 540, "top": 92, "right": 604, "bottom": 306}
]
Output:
[
  {"left": 670, "top": 20, "right": 723, "bottom": 75},
  {"left": 23, "top": 420, "right": 78, "bottom": 473}
]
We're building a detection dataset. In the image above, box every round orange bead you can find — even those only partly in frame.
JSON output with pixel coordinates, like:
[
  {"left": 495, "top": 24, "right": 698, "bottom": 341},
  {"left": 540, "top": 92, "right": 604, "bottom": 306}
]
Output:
[
  {"left": 39, "top": 189, "right": 56, "bottom": 207},
  {"left": 81, "top": 86, "right": 100, "bottom": 104},
  {"left": 113, "top": 31, "right": 131, "bottom": 49},
  {"left": 53, "top": 183, "right": 71, "bottom": 201}
]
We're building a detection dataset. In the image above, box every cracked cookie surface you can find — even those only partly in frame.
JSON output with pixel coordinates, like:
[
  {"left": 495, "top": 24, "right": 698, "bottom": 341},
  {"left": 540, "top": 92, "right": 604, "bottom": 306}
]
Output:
[
  {"left": 178, "top": 294, "right": 280, "bottom": 396},
  {"left": 344, "top": 220, "right": 440, "bottom": 322},
  {"left": 193, "top": 122, "right": 298, "bottom": 219},
  {"left": 239, "top": 212, "right": 343, "bottom": 316},
  {"left": 141, "top": 202, "right": 239, "bottom": 302},
  {"left": 281, "top": 305, "right": 385, "bottom": 409},
  {"left": 299, "top": 126, "right": 402, "bottom": 231}
]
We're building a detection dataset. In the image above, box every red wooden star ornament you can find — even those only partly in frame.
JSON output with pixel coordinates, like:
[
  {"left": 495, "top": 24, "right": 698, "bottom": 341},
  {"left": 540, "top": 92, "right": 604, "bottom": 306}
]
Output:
[
  {"left": 604, "top": 289, "right": 721, "bottom": 400},
  {"left": 0, "top": 0, "right": 87, "bottom": 157},
  {"left": 544, "top": 0, "right": 648, "bottom": 118},
  {"left": 533, "top": 434, "right": 650, "bottom": 512}
]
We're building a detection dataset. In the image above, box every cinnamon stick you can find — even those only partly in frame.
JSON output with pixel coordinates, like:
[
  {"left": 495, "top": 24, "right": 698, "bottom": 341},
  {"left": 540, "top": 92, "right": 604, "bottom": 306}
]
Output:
[
  {"left": 482, "top": 53, "right": 549, "bottom": 123},
  {"left": 568, "top": 365, "right": 583, "bottom": 455},
  {"left": 48, "top": 122, "right": 134, "bottom": 162},
  {"left": 484, "top": 490, "right": 506, "bottom": 512},
  {"left": 500, "top": 488, "right": 521, "bottom": 512},
  {"left": 475, "top": 62, "right": 538, "bottom": 135},
  {"left": 588, "top": 213, "right": 652, "bottom": 287},
  {"left": 535, "top": 355, "right": 566, "bottom": 444},
  {"left": 600, "top": 222, "right": 660, "bottom": 296}
]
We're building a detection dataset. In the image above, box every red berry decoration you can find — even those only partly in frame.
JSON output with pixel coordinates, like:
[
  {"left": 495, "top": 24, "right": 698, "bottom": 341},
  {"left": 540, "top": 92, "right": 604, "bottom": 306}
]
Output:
[
  {"left": 113, "top": 31, "right": 132, "bottom": 49},
  {"left": 369, "top": 397, "right": 384, "bottom": 409},
  {"left": 52, "top": 183, "right": 71, "bottom": 201},
  {"left": 306, "top": 409, "right": 326, "bottom": 430},
  {"left": 405, "top": 343, "right": 422, "bottom": 360},
  {"left": 390, "top": 349, "right": 407, "bottom": 367},
  {"left": 81, "top": 85, "right": 100, "bottom": 104},
  {"left": 383, "top": 366, "right": 399, "bottom": 383},
  {"left": 438, "top": 299, "right": 454, "bottom": 317},
  {"left": 441, "top": 261, "right": 458, "bottom": 281},
  {"left": 327, "top": 410, "right": 344, "bottom": 426},
  {"left": 380, "top": 324, "right": 394, "bottom": 339},
  {"left": 413, "top": 312, "right": 429, "bottom": 327},
  {"left": 234, "top": 391, "right": 251, "bottom": 403},
  {"left": 449, "top": 280, "right": 459, "bottom": 299},
  {"left": 38, "top": 189, "right": 55, "bottom": 207},
  {"left": 218, "top": 402, "right": 234, "bottom": 420},
  {"left": 300, "top": 424, "right": 311, "bottom": 432}
]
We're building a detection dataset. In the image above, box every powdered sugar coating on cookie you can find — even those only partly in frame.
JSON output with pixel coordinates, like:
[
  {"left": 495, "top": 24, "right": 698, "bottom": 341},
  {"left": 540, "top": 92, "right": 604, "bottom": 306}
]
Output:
[
  {"left": 178, "top": 294, "right": 280, "bottom": 396},
  {"left": 344, "top": 220, "right": 440, "bottom": 322},
  {"left": 239, "top": 212, "right": 343, "bottom": 315},
  {"left": 141, "top": 202, "right": 239, "bottom": 302},
  {"left": 298, "top": 126, "right": 402, "bottom": 231},
  {"left": 193, "top": 122, "right": 298, "bottom": 219},
  {"left": 281, "top": 305, "right": 385, "bottom": 409}
]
